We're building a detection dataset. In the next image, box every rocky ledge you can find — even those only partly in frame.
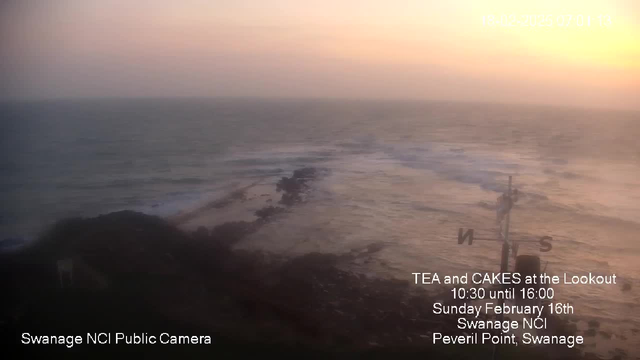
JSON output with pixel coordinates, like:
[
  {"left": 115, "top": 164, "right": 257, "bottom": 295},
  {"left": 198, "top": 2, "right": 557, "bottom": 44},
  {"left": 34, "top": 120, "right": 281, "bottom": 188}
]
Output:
[{"left": 0, "top": 168, "right": 593, "bottom": 359}]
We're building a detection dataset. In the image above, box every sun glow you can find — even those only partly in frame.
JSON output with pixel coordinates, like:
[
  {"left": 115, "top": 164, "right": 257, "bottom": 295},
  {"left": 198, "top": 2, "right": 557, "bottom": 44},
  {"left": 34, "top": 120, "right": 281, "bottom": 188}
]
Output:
[{"left": 1, "top": 0, "right": 638, "bottom": 109}]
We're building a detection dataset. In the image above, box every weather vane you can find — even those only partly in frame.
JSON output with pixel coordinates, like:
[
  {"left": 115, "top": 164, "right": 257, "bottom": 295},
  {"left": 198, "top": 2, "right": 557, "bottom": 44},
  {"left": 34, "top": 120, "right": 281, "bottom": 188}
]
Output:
[
  {"left": 457, "top": 176, "right": 553, "bottom": 263},
  {"left": 455, "top": 175, "right": 553, "bottom": 360}
]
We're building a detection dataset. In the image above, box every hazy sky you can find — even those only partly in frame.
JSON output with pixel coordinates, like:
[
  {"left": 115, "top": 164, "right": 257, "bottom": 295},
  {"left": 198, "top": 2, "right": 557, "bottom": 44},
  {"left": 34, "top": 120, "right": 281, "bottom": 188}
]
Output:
[{"left": 1, "top": 0, "right": 638, "bottom": 110}]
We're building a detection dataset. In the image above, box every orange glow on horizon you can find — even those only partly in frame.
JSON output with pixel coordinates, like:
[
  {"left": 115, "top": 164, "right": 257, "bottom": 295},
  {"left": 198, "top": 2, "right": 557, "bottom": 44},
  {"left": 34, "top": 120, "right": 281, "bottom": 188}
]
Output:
[{"left": 1, "top": 0, "right": 638, "bottom": 109}]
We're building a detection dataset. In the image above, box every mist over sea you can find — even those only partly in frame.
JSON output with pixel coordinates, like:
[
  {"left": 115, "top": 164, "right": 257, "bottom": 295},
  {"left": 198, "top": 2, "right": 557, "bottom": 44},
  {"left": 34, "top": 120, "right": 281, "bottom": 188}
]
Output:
[{"left": 1, "top": 98, "right": 639, "bottom": 344}]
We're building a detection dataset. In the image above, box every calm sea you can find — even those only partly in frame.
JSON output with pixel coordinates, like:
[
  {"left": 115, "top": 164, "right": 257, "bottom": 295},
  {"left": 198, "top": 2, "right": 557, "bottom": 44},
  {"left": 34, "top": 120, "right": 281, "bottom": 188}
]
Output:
[{"left": 1, "top": 98, "right": 639, "bottom": 351}]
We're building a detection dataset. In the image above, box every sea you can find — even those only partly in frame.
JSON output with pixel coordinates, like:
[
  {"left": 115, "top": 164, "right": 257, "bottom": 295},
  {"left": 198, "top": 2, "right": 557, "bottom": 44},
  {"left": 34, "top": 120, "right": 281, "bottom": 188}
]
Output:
[{"left": 1, "top": 98, "right": 639, "bottom": 354}]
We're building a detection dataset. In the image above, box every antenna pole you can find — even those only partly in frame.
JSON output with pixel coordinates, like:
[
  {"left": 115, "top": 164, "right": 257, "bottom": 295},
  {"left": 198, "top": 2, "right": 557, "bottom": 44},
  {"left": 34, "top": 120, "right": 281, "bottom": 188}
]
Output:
[
  {"left": 492, "top": 175, "right": 512, "bottom": 360},
  {"left": 503, "top": 175, "right": 512, "bottom": 254}
]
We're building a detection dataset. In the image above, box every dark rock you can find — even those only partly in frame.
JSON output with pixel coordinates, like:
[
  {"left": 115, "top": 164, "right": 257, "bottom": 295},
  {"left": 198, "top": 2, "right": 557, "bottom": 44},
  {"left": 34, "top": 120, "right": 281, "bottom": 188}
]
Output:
[
  {"left": 275, "top": 167, "right": 318, "bottom": 206},
  {"left": 582, "top": 352, "right": 600, "bottom": 360},
  {"left": 598, "top": 331, "right": 611, "bottom": 339},
  {"left": 280, "top": 192, "right": 302, "bottom": 206},
  {"left": 1, "top": 166, "right": 607, "bottom": 358},
  {"left": 277, "top": 176, "right": 302, "bottom": 193},
  {"left": 292, "top": 167, "right": 316, "bottom": 180},
  {"left": 366, "top": 242, "right": 386, "bottom": 254},
  {"left": 588, "top": 319, "right": 600, "bottom": 328},
  {"left": 255, "top": 206, "right": 286, "bottom": 221},
  {"left": 209, "top": 221, "right": 255, "bottom": 247},
  {"left": 584, "top": 328, "right": 597, "bottom": 337},
  {"left": 193, "top": 226, "right": 209, "bottom": 241}
]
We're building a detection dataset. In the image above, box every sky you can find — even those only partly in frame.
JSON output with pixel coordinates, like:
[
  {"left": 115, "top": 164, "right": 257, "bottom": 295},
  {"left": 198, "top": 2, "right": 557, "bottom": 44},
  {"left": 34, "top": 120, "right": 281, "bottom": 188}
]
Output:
[{"left": 1, "top": 0, "right": 639, "bottom": 110}]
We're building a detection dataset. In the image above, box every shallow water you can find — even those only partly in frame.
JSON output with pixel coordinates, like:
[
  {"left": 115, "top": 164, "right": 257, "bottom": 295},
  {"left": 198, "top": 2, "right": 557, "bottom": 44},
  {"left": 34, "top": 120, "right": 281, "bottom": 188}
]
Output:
[{"left": 2, "top": 98, "right": 639, "bottom": 353}]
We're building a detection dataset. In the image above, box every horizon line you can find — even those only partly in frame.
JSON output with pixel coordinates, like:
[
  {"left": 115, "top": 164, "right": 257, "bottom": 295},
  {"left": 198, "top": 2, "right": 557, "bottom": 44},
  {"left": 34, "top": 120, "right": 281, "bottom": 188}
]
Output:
[{"left": 1, "top": 95, "right": 638, "bottom": 114}]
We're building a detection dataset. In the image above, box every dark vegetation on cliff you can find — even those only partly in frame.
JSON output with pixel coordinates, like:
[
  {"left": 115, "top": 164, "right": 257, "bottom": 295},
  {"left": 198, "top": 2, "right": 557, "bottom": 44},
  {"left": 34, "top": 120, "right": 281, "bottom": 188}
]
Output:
[{"left": 0, "top": 168, "right": 588, "bottom": 359}]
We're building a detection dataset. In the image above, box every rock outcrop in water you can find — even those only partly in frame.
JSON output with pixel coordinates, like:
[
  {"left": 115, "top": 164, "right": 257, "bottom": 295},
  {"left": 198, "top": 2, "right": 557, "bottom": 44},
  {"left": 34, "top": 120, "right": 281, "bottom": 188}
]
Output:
[
  {"left": 277, "top": 167, "right": 316, "bottom": 205},
  {"left": 0, "top": 167, "right": 592, "bottom": 359},
  {"left": 254, "top": 205, "right": 286, "bottom": 221}
]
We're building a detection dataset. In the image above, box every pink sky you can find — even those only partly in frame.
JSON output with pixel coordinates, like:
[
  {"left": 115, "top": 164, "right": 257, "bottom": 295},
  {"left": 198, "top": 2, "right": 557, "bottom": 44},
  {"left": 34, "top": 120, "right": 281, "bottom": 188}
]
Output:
[{"left": 1, "top": 1, "right": 638, "bottom": 110}]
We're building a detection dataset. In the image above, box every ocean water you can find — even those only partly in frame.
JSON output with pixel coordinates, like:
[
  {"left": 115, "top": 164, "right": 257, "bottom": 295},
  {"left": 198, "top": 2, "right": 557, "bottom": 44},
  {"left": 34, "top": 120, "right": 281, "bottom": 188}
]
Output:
[{"left": 1, "top": 99, "right": 639, "bottom": 350}]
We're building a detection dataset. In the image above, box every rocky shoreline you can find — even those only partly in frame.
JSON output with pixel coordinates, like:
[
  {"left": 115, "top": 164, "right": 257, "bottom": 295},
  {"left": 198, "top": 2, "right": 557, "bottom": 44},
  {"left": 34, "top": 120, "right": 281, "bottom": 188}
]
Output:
[{"left": 0, "top": 168, "right": 606, "bottom": 359}]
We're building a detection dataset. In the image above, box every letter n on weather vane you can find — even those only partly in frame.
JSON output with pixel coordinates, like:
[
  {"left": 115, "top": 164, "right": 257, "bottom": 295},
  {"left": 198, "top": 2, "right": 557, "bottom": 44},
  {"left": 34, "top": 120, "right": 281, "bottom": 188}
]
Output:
[{"left": 453, "top": 176, "right": 553, "bottom": 254}]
